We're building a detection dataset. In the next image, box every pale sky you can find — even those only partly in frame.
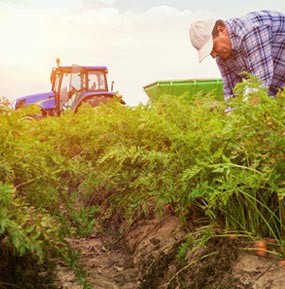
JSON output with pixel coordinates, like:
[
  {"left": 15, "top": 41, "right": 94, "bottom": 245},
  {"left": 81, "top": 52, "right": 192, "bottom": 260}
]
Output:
[{"left": 1, "top": 0, "right": 285, "bottom": 106}]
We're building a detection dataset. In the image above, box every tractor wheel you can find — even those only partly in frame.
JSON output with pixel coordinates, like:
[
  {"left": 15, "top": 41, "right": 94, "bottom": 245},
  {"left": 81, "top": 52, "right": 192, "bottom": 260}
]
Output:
[
  {"left": 82, "top": 96, "right": 112, "bottom": 108},
  {"left": 21, "top": 114, "right": 42, "bottom": 121}
]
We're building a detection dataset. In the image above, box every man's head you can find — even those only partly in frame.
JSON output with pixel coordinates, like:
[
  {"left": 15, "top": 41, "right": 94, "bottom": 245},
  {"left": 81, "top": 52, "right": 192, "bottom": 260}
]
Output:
[{"left": 189, "top": 19, "right": 232, "bottom": 62}]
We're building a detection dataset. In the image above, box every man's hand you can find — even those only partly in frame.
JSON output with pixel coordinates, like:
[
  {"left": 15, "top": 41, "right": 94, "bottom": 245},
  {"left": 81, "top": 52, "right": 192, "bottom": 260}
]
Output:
[{"left": 251, "top": 96, "right": 259, "bottom": 105}]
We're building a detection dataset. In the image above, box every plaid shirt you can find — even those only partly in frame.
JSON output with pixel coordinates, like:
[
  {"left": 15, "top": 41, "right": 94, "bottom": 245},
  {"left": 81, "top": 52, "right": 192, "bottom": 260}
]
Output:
[{"left": 216, "top": 10, "right": 285, "bottom": 100}]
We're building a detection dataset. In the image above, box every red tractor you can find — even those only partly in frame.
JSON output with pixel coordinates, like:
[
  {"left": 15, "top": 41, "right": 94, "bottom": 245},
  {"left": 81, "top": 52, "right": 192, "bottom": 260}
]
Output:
[{"left": 13, "top": 58, "right": 125, "bottom": 116}]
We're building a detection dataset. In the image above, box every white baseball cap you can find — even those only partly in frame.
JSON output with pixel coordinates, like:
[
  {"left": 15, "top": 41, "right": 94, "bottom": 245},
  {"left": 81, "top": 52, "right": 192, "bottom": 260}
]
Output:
[{"left": 189, "top": 19, "right": 216, "bottom": 62}]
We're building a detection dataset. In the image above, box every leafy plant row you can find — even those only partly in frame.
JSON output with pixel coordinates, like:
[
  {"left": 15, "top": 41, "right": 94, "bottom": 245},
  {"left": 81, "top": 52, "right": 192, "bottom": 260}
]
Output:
[{"left": 0, "top": 75, "right": 285, "bottom": 286}]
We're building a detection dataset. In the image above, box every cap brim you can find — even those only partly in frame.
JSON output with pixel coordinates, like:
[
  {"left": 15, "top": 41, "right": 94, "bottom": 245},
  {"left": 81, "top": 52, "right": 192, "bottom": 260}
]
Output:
[{"left": 198, "top": 35, "right": 213, "bottom": 63}]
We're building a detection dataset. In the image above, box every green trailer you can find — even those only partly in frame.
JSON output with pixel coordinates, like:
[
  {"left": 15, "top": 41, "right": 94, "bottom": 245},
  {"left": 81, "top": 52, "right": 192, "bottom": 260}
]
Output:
[{"left": 143, "top": 78, "right": 224, "bottom": 102}]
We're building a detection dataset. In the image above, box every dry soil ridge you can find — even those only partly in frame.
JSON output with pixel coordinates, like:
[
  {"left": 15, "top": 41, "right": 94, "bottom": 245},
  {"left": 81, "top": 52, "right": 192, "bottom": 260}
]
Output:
[{"left": 58, "top": 214, "right": 285, "bottom": 289}]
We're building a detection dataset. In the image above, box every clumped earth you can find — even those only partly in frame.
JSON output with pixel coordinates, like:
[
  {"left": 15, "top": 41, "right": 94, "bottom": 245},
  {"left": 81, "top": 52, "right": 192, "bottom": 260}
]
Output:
[{"left": 57, "top": 213, "right": 285, "bottom": 289}]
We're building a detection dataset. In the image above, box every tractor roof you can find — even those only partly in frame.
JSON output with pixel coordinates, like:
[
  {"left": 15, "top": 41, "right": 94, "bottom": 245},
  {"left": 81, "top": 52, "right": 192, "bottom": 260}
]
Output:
[{"left": 60, "top": 65, "right": 107, "bottom": 70}]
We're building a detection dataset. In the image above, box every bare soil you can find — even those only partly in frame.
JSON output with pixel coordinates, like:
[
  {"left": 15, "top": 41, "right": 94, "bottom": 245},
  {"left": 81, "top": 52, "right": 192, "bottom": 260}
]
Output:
[{"left": 57, "top": 213, "right": 285, "bottom": 289}]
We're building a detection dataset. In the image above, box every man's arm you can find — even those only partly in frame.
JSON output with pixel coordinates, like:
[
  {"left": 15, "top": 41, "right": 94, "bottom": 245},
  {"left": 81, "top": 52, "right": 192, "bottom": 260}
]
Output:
[
  {"left": 241, "top": 25, "right": 274, "bottom": 91},
  {"left": 216, "top": 58, "right": 242, "bottom": 100}
]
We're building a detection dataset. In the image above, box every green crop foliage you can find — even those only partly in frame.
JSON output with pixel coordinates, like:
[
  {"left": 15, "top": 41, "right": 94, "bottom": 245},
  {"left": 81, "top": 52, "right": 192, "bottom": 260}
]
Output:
[{"left": 1, "top": 74, "right": 285, "bottom": 286}]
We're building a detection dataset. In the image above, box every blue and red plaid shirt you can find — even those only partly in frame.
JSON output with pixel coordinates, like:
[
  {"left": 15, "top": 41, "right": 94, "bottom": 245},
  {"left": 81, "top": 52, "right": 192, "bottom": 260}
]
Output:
[{"left": 216, "top": 10, "right": 285, "bottom": 100}]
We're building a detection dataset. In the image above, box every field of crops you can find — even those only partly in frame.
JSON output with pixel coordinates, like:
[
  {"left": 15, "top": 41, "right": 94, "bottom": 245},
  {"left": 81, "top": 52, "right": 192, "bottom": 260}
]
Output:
[{"left": 1, "top": 76, "right": 285, "bottom": 287}]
